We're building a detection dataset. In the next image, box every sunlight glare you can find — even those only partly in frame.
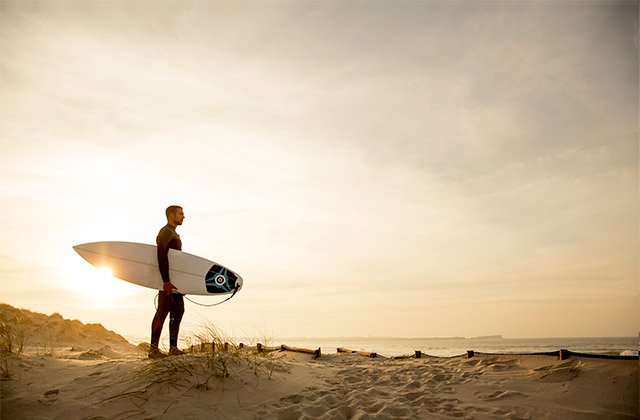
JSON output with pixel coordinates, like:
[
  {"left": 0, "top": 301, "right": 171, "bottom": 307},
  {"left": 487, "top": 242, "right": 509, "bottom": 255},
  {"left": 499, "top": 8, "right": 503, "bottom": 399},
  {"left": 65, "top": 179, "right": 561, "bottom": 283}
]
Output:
[{"left": 63, "top": 256, "right": 140, "bottom": 304}]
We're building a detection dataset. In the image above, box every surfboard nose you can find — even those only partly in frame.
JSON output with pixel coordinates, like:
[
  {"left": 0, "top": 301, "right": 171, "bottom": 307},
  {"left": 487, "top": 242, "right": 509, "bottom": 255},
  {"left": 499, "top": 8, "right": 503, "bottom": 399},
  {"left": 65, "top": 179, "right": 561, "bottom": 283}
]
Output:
[
  {"left": 73, "top": 243, "right": 89, "bottom": 259},
  {"left": 72, "top": 242, "right": 110, "bottom": 266},
  {"left": 73, "top": 242, "right": 99, "bottom": 253}
]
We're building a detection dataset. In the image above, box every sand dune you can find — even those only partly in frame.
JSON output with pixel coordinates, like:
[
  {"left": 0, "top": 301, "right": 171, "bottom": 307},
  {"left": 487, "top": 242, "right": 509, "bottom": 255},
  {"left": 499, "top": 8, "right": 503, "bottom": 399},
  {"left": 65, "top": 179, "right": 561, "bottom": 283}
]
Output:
[
  {"left": 0, "top": 303, "right": 134, "bottom": 353},
  {"left": 1, "top": 304, "right": 638, "bottom": 419}
]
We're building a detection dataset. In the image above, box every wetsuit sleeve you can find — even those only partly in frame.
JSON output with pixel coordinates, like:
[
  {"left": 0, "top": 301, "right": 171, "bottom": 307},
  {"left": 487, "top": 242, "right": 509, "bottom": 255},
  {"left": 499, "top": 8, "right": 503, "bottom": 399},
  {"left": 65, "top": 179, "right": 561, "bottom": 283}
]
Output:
[{"left": 157, "top": 229, "right": 173, "bottom": 283}]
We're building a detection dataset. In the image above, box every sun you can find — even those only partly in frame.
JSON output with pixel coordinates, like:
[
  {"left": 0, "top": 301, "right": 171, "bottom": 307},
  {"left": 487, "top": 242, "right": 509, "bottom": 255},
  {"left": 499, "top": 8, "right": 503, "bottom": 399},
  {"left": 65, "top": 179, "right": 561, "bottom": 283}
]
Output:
[
  {"left": 95, "top": 266, "right": 112, "bottom": 276},
  {"left": 63, "top": 255, "right": 140, "bottom": 303}
]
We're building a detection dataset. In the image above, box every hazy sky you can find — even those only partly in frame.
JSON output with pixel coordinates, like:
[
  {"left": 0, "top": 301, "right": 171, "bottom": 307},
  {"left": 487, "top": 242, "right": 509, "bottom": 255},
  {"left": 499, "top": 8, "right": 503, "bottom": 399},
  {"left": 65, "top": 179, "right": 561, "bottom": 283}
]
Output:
[{"left": 1, "top": 1, "right": 638, "bottom": 341}]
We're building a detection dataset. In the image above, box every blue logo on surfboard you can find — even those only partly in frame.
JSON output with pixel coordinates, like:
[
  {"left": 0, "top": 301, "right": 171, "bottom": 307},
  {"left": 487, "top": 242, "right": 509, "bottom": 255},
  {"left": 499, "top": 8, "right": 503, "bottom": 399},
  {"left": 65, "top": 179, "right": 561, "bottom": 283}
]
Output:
[{"left": 205, "top": 264, "right": 239, "bottom": 293}]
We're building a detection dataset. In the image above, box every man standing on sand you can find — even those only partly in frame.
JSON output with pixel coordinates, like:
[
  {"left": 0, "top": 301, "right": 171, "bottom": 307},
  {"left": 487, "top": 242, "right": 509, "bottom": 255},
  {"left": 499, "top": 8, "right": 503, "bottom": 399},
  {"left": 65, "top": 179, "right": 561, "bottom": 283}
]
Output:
[{"left": 149, "top": 205, "right": 187, "bottom": 358}]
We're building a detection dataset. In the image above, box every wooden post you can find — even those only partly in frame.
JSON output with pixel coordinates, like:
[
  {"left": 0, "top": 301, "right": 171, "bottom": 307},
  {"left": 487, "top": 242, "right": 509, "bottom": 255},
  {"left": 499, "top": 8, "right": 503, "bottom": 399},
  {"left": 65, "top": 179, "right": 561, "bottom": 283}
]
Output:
[
  {"left": 224, "top": 342, "right": 229, "bottom": 352},
  {"left": 257, "top": 343, "right": 263, "bottom": 353},
  {"left": 281, "top": 344, "right": 321, "bottom": 358},
  {"left": 337, "top": 347, "right": 377, "bottom": 358},
  {"left": 415, "top": 350, "right": 422, "bottom": 359},
  {"left": 281, "top": 344, "right": 314, "bottom": 353},
  {"left": 466, "top": 350, "right": 475, "bottom": 358},
  {"left": 559, "top": 349, "right": 570, "bottom": 361}
]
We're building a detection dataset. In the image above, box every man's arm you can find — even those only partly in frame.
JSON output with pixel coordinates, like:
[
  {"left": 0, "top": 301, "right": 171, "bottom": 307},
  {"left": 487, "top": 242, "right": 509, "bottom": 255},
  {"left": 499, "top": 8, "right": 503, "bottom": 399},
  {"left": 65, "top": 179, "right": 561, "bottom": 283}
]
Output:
[{"left": 157, "top": 229, "right": 176, "bottom": 293}]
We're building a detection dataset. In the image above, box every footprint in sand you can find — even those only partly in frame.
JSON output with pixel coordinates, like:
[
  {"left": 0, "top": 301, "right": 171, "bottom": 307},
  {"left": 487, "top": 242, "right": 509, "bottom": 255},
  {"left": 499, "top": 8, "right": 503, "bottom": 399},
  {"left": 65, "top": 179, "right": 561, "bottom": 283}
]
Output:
[{"left": 38, "top": 389, "right": 59, "bottom": 405}]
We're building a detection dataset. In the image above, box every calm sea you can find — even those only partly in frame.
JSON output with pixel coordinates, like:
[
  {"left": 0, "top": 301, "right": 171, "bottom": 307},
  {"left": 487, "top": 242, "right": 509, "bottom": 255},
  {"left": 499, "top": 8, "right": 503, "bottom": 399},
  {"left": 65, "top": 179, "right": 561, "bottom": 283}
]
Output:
[{"left": 268, "top": 336, "right": 638, "bottom": 358}]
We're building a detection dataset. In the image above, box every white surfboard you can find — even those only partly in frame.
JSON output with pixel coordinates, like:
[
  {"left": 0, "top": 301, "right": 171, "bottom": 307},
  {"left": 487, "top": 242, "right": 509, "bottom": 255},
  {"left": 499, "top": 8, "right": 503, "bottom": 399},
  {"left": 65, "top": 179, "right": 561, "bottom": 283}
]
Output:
[{"left": 73, "top": 241, "right": 243, "bottom": 296}]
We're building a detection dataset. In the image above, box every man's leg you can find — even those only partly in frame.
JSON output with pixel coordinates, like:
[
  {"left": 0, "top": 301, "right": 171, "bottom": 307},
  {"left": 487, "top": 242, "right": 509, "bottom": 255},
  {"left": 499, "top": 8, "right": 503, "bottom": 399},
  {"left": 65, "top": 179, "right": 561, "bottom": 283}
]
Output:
[
  {"left": 168, "top": 294, "right": 185, "bottom": 355},
  {"left": 149, "top": 291, "right": 171, "bottom": 357}
]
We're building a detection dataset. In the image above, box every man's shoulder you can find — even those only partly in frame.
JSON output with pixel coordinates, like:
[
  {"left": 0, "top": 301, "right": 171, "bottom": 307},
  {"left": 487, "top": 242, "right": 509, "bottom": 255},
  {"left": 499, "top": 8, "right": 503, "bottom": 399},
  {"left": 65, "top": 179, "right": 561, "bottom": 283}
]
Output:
[
  {"left": 158, "top": 224, "right": 178, "bottom": 238},
  {"left": 158, "top": 224, "right": 173, "bottom": 232}
]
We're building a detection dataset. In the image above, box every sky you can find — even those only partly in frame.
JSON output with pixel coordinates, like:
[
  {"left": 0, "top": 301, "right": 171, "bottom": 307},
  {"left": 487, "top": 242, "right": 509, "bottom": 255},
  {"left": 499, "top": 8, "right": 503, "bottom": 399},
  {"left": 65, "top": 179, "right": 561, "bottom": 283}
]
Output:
[{"left": 1, "top": 0, "right": 638, "bottom": 342}]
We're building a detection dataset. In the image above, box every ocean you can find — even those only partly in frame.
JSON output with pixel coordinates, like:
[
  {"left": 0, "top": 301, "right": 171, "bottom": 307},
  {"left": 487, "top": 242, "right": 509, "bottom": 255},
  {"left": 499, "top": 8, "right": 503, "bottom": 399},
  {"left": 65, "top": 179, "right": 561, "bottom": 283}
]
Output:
[{"left": 267, "top": 336, "right": 638, "bottom": 358}]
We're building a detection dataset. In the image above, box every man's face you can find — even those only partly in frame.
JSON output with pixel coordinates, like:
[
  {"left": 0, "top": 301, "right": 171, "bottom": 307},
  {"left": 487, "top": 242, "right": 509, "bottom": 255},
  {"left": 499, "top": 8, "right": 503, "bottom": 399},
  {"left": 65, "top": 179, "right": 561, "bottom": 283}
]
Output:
[{"left": 171, "top": 209, "right": 185, "bottom": 226}]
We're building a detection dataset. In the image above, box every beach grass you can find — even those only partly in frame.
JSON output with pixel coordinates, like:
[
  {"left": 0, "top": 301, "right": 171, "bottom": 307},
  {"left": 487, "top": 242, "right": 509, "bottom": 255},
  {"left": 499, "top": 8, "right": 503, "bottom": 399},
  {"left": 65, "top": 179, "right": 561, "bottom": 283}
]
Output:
[
  {"left": 122, "top": 321, "right": 282, "bottom": 402},
  {"left": 1, "top": 316, "right": 16, "bottom": 378},
  {"left": 183, "top": 321, "right": 281, "bottom": 378}
]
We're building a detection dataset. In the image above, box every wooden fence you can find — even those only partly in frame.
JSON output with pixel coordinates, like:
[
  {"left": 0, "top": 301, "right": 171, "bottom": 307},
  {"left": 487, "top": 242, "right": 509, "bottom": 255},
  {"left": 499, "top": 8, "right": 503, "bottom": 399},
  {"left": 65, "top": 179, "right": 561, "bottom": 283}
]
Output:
[{"left": 190, "top": 342, "right": 637, "bottom": 361}]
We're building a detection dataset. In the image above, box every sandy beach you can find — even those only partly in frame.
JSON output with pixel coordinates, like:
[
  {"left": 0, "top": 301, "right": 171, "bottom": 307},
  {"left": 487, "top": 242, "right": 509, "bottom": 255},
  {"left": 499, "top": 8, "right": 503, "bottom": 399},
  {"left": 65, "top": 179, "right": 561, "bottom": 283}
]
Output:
[{"left": 1, "top": 304, "right": 638, "bottom": 419}]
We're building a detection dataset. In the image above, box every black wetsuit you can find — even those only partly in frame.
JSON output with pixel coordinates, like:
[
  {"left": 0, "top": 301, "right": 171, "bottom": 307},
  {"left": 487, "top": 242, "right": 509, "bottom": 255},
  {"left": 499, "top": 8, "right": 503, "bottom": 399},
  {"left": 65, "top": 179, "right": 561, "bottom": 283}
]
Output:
[{"left": 150, "top": 224, "right": 184, "bottom": 350}]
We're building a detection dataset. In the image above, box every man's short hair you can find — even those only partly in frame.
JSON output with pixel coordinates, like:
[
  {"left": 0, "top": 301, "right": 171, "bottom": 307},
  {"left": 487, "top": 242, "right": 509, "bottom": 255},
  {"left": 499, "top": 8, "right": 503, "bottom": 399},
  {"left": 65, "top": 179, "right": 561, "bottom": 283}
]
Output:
[{"left": 165, "top": 205, "right": 183, "bottom": 219}]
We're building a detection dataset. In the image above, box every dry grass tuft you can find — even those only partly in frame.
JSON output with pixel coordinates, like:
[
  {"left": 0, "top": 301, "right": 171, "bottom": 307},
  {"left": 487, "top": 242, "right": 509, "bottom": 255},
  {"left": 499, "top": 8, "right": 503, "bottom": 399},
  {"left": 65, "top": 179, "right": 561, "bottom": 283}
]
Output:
[
  {"left": 182, "top": 322, "right": 282, "bottom": 379},
  {"left": 1, "top": 313, "right": 26, "bottom": 378},
  {"left": 121, "top": 322, "right": 283, "bottom": 406},
  {"left": 0, "top": 320, "right": 12, "bottom": 354},
  {"left": 37, "top": 328, "right": 61, "bottom": 357},
  {"left": 0, "top": 313, "right": 28, "bottom": 355}
]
